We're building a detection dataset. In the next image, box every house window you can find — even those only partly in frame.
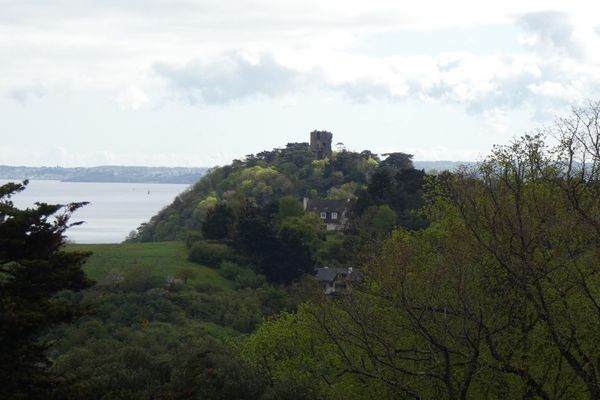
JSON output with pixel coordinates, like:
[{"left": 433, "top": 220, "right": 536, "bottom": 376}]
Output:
[
  {"left": 320, "top": 212, "right": 327, "bottom": 219},
  {"left": 331, "top": 212, "right": 338, "bottom": 219}
]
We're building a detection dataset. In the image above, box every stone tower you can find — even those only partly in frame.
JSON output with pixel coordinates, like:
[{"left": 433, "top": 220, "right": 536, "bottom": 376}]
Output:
[{"left": 310, "top": 130, "right": 333, "bottom": 160}]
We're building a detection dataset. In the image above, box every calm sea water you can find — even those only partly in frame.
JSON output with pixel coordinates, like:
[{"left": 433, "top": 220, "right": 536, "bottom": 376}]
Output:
[{"left": 0, "top": 180, "right": 189, "bottom": 243}]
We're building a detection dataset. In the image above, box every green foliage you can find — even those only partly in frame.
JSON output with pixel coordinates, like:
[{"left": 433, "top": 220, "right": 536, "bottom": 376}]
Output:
[
  {"left": 169, "top": 338, "right": 267, "bottom": 400},
  {"left": 368, "top": 205, "right": 397, "bottom": 233},
  {"left": 326, "top": 181, "right": 362, "bottom": 200},
  {"left": 193, "top": 193, "right": 218, "bottom": 225},
  {"left": 201, "top": 202, "right": 236, "bottom": 239},
  {"left": 218, "top": 260, "right": 244, "bottom": 280},
  {"left": 273, "top": 196, "right": 304, "bottom": 227},
  {"left": 130, "top": 140, "right": 386, "bottom": 243},
  {"left": 121, "top": 264, "right": 163, "bottom": 292},
  {"left": 379, "top": 152, "right": 414, "bottom": 169},
  {"left": 244, "top": 105, "right": 600, "bottom": 399},
  {"left": 0, "top": 181, "right": 94, "bottom": 399},
  {"left": 174, "top": 267, "right": 197, "bottom": 284},
  {"left": 188, "top": 241, "right": 234, "bottom": 267},
  {"left": 45, "top": 240, "right": 294, "bottom": 399},
  {"left": 242, "top": 305, "right": 383, "bottom": 400},
  {"left": 233, "top": 202, "right": 319, "bottom": 284}
]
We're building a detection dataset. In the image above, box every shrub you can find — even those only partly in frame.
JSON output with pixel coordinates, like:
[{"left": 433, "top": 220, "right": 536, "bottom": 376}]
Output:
[
  {"left": 121, "top": 265, "right": 163, "bottom": 292},
  {"left": 185, "top": 231, "right": 203, "bottom": 249},
  {"left": 194, "top": 282, "right": 223, "bottom": 293},
  {"left": 218, "top": 261, "right": 242, "bottom": 280},
  {"left": 188, "top": 241, "right": 233, "bottom": 267},
  {"left": 235, "top": 271, "right": 266, "bottom": 290}
]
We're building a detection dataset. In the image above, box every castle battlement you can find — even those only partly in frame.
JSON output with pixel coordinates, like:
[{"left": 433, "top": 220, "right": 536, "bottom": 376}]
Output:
[{"left": 310, "top": 130, "right": 333, "bottom": 160}]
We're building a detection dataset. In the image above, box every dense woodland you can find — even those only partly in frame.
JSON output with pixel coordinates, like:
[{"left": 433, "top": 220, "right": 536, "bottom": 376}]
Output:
[{"left": 4, "top": 104, "right": 600, "bottom": 399}]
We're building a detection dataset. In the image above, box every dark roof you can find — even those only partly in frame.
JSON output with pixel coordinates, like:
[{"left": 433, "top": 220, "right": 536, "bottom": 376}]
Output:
[
  {"left": 315, "top": 267, "right": 346, "bottom": 282},
  {"left": 315, "top": 267, "right": 363, "bottom": 283},
  {"left": 306, "top": 199, "right": 348, "bottom": 213}
]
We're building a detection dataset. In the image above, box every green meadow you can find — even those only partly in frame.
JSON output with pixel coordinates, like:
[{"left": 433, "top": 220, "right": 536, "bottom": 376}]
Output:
[{"left": 67, "top": 241, "right": 233, "bottom": 290}]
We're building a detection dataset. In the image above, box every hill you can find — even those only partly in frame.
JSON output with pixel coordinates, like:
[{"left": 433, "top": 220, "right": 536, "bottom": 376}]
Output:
[
  {"left": 129, "top": 141, "right": 386, "bottom": 242},
  {"left": 129, "top": 136, "right": 428, "bottom": 283}
]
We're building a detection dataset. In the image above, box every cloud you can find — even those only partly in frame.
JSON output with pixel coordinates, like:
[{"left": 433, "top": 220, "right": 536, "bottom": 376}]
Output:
[
  {"left": 151, "top": 46, "right": 600, "bottom": 118},
  {"left": 117, "top": 86, "right": 149, "bottom": 111},
  {"left": 7, "top": 83, "right": 46, "bottom": 103},
  {"left": 153, "top": 53, "right": 304, "bottom": 104},
  {"left": 4, "top": 2, "right": 600, "bottom": 122},
  {"left": 517, "top": 11, "right": 583, "bottom": 58}
]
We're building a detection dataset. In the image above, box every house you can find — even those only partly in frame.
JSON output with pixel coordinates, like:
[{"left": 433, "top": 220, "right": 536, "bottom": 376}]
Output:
[
  {"left": 303, "top": 198, "right": 350, "bottom": 231},
  {"left": 315, "top": 267, "right": 363, "bottom": 295}
]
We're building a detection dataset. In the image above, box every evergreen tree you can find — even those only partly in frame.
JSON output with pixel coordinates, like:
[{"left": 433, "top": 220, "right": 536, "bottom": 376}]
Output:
[{"left": 0, "top": 181, "right": 94, "bottom": 399}]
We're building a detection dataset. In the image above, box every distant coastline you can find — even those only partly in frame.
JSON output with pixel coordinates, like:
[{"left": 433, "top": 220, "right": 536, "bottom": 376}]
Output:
[
  {"left": 0, "top": 165, "right": 209, "bottom": 184},
  {"left": 0, "top": 161, "right": 473, "bottom": 185},
  {"left": 413, "top": 160, "right": 475, "bottom": 172}
]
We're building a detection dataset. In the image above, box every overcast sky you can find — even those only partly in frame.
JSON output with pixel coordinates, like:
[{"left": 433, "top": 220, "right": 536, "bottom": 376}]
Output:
[{"left": 2, "top": 0, "right": 600, "bottom": 167}]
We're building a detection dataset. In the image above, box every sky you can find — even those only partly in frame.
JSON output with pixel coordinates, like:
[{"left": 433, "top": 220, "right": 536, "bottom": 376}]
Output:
[{"left": 2, "top": 1, "right": 600, "bottom": 167}]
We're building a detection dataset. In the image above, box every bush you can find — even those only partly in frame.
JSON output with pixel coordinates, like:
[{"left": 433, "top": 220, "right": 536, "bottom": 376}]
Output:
[
  {"left": 194, "top": 282, "right": 223, "bottom": 293},
  {"left": 217, "top": 261, "right": 265, "bottom": 289},
  {"left": 121, "top": 265, "right": 163, "bottom": 292},
  {"left": 185, "top": 231, "right": 203, "bottom": 249},
  {"left": 188, "top": 241, "right": 233, "bottom": 267},
  {"left": 219, "top": 261, "right": 242, "bottom": 280},
  {"left": 235, "top": 272, "right": 266, "bottom": 290}
]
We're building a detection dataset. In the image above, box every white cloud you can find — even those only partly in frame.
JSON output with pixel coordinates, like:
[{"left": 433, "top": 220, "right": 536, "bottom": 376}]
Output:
[
  {"left": 150, "top": 46, "right": 598, "bottom": 118},
  {"left": 117, "top": 86, "right": 149, "bottom": 111},
  {"left": 7, "top": 83, "right": 46, "bottom": 103},
  {"left": 3, "top": 1, "right": 600, "bottom": 165},
  {"left": 153, "top": 53, "right": 303, "bottom": 104},
  {"left": 2, "top": 2, "right": 600, "bottom": 113}
]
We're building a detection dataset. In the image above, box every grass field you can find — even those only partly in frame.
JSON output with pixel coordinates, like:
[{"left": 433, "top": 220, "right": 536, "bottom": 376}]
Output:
[{"left": 67, "top": 241, "right": 233, "bottom": 290}]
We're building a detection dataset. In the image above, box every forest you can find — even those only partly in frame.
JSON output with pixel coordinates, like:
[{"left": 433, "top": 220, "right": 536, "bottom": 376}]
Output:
[{"left": 3, "top": 103, "right": 600, "bottom": 399}]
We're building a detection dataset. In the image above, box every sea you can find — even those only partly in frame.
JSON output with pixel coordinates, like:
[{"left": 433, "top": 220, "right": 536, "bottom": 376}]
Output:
[{"left": 0, "top": 179, "right": 189, "bottom": 243}]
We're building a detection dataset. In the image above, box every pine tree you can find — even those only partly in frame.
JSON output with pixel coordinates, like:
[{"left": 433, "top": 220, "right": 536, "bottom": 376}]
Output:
[{"left": 0, "top": 181, "right": 94, "bottom": 399}]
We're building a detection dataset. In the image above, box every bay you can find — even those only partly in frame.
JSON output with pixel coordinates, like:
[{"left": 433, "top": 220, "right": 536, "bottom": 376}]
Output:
[{"left": 0, "top": 179, "right": 189, "bottom": 243}]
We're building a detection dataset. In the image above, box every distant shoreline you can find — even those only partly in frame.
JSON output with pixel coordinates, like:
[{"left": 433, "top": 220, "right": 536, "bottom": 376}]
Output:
[
  {"left": 0, "top": 165, "right": 209, "bottom": 184},
  {"left": 0, "top": 161, "right": 474, "bottom": 185}
]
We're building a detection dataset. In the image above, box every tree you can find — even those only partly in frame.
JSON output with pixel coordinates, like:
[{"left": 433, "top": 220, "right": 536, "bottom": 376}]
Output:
[
  {"left": 274, "top": 215, "right": 320, "bottom": 283},
  {"left": 0, "top": 181, "right": 94, "bottom": 399},
  {"left": 233, "top": 202, "right": 319, "bottom": 284},
  {"left": 245, "top": 103, "right": 600, "bottom": 399},
  {"left": 201, "top": 202, "right": 236, "bottom": 240},
  {"left": 170, "top": 337, "right": 267, "bottom": 400},
  {"left": 273, "top": 196, "right": 304, "bottom": 228},
  {"left": 380, "top": 152, "right": 414, "bottom": 170}
]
